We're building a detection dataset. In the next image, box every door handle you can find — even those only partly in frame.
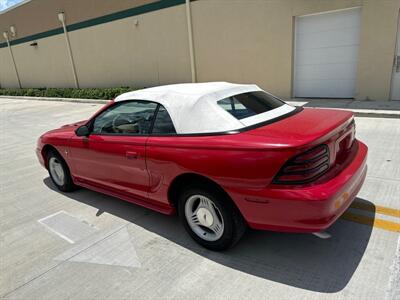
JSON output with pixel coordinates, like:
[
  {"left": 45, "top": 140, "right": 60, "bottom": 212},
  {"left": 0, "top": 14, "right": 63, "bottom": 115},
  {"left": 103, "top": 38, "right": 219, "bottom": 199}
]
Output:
[{"left": 126, "top": 151, "right": 138, "bottom": 159}]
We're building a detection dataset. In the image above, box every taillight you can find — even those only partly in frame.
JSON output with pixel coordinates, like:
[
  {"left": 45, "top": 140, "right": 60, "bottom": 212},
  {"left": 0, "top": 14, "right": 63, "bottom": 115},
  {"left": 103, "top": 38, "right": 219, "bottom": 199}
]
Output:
[{"left": 273, "top": 144, "right": 330, "bottom": 184}]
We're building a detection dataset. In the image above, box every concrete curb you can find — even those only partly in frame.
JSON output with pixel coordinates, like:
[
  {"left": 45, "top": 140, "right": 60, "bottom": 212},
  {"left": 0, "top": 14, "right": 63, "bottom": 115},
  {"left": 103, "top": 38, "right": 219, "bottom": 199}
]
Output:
[
  {"left": 1, "top": 95, "right": 399, "bottom": 118},
  {"left": 0, "top": 95, "right": 109, "bottom": 104},
  {"left": 349, "top": 111, "right": 400, "bottom": 119},
  {"left": 286, "top": 101, "right": 400, "bottom": 119}
]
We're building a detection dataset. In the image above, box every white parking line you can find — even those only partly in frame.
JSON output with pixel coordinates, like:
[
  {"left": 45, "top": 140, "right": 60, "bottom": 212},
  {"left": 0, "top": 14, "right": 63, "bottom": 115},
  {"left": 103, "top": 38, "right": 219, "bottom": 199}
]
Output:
[{"left": 38, "top": 211, "right": 97, "bottom": 243}]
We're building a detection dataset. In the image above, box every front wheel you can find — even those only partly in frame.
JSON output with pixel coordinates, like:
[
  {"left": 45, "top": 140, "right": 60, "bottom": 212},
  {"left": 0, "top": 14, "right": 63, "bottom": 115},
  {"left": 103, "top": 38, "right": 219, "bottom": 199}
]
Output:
[
  {"left": 47, "top": 150, "right": 76, "bottom": 192},
  {"left": 178, "top": 185, "right": 246, "bottom": 251}
]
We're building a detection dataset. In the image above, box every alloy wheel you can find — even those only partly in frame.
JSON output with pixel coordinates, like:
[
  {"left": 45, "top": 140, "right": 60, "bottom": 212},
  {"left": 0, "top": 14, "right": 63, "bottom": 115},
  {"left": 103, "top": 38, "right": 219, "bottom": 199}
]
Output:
[
  {"left": 184, "top": 194, "right": 224, "bottom": 242},
  {"left": 49, "top": 157, "right": 65, "bottom": 186}
]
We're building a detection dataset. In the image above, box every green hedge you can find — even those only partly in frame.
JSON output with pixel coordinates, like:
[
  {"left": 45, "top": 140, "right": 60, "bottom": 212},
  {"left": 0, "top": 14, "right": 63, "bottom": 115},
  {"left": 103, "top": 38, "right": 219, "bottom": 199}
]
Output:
[{"left": 0, "top": 87, "right": 133, "bottom": 100}]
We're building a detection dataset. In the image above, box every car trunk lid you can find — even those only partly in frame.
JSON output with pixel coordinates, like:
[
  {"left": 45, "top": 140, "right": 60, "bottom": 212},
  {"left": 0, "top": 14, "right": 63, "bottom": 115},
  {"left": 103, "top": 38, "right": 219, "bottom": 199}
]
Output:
[
  {"left": 244, "top": 107, "right": 354, "bottom": 149},
  {"left": 244, "top": 108, "right": 356, "bottom": 181}
]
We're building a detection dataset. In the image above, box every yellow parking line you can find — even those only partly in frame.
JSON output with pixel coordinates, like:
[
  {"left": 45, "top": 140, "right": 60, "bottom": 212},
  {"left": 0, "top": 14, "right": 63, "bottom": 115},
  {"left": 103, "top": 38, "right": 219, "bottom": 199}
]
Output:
[
  {"left": 351, "top": 201, "right": 400, "bottom": 218},
  {"left": 341, "top": 212, "right": 400, "bottom": 232}
]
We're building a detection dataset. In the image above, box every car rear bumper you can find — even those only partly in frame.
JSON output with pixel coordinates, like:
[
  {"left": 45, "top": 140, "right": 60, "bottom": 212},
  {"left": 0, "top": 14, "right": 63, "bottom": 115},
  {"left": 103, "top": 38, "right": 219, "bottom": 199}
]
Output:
[{"left": 230, "top": 140, "right": 368, "bottom": 233}]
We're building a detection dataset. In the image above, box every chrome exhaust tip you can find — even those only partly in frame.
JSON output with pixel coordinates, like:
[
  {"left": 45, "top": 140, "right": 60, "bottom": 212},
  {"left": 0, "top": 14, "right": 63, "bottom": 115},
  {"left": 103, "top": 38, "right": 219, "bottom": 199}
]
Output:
[{"left": 312, "top": 231, "right": 332, "bottom": 239}]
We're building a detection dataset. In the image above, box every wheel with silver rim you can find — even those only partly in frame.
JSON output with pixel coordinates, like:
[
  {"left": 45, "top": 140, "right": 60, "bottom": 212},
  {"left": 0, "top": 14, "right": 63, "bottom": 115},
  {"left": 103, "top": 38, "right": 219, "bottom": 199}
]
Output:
[
  {"left": 47, "top": 150, "right": 76, "bottom": 192},
  {"left": 49, "top": 157, "right": 65, "bottom": 186},
  {"left": 178, "top": 184, "right": 246, "bottom": 251},
  {"left": 184, "top": 195, "right": 224, "bottom": 242}
]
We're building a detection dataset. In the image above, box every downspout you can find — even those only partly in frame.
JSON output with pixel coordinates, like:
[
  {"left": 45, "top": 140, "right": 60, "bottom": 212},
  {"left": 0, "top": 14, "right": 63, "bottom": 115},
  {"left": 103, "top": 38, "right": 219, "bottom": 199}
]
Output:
[
  {"left": 57, "top": 12, "right": 79, "bottom": 88},
  {"left": 3, "top": 31, "right": 21, "bottom": 88},
  {"left": 185, "top": 0, "right": 196, "bottom": 83}
]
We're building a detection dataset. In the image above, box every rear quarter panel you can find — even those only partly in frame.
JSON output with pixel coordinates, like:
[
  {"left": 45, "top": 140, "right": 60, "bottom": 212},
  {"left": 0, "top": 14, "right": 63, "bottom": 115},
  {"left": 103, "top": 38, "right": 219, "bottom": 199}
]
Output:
[{"left": 146, "top": 134, "right": 296, "bottom": 206}]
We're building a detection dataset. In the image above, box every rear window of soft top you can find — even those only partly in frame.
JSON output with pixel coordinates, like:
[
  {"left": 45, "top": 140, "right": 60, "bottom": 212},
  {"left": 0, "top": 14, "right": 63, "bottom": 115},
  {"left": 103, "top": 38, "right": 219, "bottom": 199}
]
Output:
[{"left": 217, "top": 91, "right": 284, "bottom": 120}]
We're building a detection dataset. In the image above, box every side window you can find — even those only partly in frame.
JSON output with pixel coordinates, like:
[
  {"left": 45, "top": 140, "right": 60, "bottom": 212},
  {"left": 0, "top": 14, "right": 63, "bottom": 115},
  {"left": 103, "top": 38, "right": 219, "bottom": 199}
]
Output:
[
  {"left": 92, "top": 101, "right": 157, "bottom": 135},
  {"left": 151, "top": 105, "right": 176, "bottom": 135}
]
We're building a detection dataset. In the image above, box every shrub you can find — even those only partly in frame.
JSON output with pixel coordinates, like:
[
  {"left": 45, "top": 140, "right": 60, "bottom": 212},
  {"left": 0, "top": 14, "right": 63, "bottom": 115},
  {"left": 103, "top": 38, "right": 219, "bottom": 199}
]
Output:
[{"left": 0, "top": 87, "right": 133, "bottom": 100}]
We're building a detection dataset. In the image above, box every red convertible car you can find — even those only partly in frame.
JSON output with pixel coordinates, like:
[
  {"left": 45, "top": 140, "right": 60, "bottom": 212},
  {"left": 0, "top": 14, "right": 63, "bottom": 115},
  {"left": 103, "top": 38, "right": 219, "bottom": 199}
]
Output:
[{"left": 36, "top": 82, "right": 368, "bottom": 250}]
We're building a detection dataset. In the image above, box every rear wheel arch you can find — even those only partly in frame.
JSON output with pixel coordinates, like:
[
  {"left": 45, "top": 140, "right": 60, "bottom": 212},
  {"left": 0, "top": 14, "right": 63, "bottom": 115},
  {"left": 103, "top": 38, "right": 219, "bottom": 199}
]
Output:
[
  {"left": 171, "top": 173, "right": 247, "bottom": 250},
  {"left": 168, "top": 173, "right": 242, "bottom": 214}
]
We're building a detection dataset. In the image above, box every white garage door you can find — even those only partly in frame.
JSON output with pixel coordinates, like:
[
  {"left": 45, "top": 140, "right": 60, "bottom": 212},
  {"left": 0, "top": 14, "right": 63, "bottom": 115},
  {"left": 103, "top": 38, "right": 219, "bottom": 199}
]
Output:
[{"left": 294, "top": 8, "right": 361, "bottom": 98}]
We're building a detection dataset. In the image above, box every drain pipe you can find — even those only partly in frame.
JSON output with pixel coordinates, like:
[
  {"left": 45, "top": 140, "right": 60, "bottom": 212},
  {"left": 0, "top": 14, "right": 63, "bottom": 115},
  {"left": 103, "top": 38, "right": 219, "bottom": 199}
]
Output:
[
  {"left": 3, "top": 31, "right": 21, "bottom": 88},
  {"left": 58, "top": 12, "right": 79, "bottom": 88},
  {"left": 185, "top": 0, "right": 196, "bottom": 83}
]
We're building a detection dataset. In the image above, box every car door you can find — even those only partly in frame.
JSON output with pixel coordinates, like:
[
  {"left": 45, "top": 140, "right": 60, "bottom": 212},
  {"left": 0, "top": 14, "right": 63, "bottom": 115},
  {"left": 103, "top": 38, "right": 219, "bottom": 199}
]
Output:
[
  {"left": 69, "top": 100, "right": 158, "bottom": 200},
  {"left": 145, "top": 105, "right": 180, "bottom": 206}
]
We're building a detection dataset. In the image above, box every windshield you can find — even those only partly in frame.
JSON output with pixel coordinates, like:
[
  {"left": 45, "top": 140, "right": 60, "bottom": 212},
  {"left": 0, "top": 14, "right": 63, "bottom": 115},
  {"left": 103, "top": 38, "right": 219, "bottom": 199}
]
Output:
[{"left": 217, "top": 91, "right": 285, "bottom": 120}]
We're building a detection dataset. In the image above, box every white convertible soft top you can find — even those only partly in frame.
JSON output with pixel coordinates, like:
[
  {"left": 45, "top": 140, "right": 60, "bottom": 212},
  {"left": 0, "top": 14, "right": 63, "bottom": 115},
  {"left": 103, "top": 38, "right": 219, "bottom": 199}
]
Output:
[{"left": 114, "top": 82, "right": 295, "bottom": 134}]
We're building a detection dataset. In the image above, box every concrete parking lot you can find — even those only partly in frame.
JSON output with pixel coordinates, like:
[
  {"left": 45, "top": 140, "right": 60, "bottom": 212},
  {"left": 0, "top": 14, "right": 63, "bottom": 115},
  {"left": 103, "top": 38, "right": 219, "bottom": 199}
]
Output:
[{"left": 1, "top": 98, "right": 399, "bottom": 299}]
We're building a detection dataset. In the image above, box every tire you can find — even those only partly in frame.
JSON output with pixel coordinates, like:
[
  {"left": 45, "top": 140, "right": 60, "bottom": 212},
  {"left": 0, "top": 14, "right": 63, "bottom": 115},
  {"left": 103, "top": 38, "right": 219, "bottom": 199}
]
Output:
[
  {"left": 178, "top": 184, "right": 246, "bottom": 251},
  {"left": 47, "top": 149, "right": 76, "bottom": 192}
]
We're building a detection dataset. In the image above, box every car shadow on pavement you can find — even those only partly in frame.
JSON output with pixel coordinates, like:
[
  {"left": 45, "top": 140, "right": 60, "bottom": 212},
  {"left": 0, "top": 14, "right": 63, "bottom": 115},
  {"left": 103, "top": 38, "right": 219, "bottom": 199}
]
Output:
[{"left": 44, "top": 178, "right": 374, "bottom": 293}]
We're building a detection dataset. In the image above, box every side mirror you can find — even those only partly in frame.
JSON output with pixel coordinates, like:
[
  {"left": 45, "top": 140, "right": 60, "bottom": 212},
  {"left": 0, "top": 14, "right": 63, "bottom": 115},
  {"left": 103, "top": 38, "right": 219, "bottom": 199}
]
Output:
[{"left": 75, "top": 125, "right": 90, "bottom": 137}]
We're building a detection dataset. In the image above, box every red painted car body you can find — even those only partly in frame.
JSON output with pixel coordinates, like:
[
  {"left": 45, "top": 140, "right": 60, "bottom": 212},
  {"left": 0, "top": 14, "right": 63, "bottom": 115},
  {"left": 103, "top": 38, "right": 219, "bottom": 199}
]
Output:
[{"left": 37, "top": 102, "right": 367, "bottom": 233}]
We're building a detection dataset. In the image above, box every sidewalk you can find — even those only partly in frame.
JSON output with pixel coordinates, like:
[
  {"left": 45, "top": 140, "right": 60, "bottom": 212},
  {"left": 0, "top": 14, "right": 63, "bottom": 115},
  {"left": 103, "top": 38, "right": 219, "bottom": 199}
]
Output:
[
  {"left": 1, "top": 95, "right": 399, "bottom": 118},
  {"left": 287, "top": 98, "right": 400, "bottom": 118}
]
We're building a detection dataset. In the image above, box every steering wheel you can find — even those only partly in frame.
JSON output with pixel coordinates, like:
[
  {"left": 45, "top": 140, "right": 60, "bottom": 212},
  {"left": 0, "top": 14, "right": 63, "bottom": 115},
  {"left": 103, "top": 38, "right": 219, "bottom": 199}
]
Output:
[{"left": 111, "top": 114, "right": 135, "bottom": 133}]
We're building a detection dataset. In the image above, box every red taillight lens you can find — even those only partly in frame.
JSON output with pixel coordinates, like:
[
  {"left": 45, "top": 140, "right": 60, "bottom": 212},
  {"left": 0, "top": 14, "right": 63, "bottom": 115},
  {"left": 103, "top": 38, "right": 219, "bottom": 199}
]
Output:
[{"left": 273, "top": 144, "right": 330, "bottom": 184}]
